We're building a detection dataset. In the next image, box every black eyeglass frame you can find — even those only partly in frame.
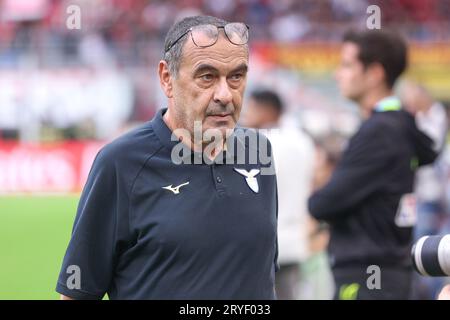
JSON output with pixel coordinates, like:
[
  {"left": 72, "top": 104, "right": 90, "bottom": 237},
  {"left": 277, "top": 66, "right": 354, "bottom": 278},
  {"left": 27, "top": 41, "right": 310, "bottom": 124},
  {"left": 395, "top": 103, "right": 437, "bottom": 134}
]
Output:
[{"left": 164, "top": 23, "right": 250, "bottom": 53}]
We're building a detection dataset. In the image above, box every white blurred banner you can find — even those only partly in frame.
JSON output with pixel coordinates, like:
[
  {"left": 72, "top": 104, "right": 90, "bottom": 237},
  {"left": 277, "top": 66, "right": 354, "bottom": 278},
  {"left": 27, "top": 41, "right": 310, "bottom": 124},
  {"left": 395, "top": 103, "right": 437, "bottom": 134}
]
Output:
[{"left": 0, "top": 69, "right": 133, "bottom": 139}]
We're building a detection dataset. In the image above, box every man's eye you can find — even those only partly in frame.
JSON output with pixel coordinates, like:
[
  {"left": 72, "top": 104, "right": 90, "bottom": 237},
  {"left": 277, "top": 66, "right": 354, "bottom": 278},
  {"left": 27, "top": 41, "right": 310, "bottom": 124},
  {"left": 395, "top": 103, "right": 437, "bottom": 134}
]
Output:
[
  {"left": 200, "top": 74, "right": 214, "bottom": 81},
  {"left": 230, "top": 73, "right": 243, "bottom": 81}
]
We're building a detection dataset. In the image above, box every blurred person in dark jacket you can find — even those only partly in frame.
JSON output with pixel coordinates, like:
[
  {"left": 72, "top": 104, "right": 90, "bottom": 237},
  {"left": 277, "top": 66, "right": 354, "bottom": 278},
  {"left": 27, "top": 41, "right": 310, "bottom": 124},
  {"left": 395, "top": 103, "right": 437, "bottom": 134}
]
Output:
[{"left": 308, "top": 30, "right": 439, "bottom": 300}]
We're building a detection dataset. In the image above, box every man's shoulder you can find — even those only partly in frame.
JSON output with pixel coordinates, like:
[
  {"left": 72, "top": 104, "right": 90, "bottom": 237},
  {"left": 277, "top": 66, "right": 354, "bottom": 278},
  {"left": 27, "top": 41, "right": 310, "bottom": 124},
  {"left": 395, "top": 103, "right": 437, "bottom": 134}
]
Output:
[
  {"left": 360, "top": 111, "right": 403, "bottom": 137},
  {"left": 233, "top": 127, "right": 272, "bottom": 150},
  {"left": 96, "top": 121, "right": 162, "bottom": 168},
  {"left": 231, "top": 127, "right": 275, "bottom": 166},
  {"left": 265, "top": 126, "right": 315, "bottom": 153},
  {"left": 232, "top": 127, "right": 276, "bottom": 175}
]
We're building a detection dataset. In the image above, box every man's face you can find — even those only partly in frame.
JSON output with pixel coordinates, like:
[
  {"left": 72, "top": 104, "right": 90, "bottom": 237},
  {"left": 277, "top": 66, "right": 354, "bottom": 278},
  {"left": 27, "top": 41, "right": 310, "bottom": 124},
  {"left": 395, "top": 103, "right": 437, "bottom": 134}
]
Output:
[
  {"left": 335, "top": 42, "right": 369, "bottom": 102},
  {"left": 241, "top": 98, "right": 279, "bottom": 129},
  {"left": 170, "top": 32, "right": 248, "bottom": 140}
]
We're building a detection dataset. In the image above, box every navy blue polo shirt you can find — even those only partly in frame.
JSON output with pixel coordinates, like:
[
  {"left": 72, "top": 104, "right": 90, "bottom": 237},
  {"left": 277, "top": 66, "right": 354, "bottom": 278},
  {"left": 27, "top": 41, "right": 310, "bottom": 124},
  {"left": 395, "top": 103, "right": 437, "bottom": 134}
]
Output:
[{"left": 56, "top": 108, "right": 278, "bottom": 300}]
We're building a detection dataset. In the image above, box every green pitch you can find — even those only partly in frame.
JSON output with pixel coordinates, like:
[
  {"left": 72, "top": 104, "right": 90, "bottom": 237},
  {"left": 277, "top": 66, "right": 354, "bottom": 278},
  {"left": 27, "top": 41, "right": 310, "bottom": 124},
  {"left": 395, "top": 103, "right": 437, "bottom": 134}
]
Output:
[{"left": 0, "top": 195, "right": 79, "bottom": 300}]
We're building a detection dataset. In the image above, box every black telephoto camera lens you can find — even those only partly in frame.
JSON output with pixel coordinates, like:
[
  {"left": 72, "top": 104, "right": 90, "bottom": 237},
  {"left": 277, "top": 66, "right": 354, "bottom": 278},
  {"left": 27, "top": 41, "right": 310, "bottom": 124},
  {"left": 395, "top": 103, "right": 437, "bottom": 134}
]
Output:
[{"left": 412, "top": 235, "right": 450, "bottom": 277}]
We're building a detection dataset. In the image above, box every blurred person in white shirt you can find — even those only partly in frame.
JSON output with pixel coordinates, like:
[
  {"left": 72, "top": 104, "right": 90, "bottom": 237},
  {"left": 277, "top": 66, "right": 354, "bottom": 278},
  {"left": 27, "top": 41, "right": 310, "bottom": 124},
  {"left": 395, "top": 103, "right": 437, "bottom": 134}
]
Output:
[
  {"left": 241, "top": 89, "right": 315, "bottom": 299},
  {"left": 399, "top": 81, "right": 449, "bottom": 299}
]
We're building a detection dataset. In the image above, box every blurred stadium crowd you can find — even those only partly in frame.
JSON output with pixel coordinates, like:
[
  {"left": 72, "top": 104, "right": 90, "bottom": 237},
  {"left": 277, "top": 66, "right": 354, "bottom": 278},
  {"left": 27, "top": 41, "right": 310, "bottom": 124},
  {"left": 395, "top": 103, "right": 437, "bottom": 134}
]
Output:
[
  {"left": 2, "top": 0, "right": 450, "bottom": 67},
  {"left": 1, "top": 0, "right": 450, "bottom": 141},
  {"left": 1, "top": 0, "right": 450, "bottom": 300}
]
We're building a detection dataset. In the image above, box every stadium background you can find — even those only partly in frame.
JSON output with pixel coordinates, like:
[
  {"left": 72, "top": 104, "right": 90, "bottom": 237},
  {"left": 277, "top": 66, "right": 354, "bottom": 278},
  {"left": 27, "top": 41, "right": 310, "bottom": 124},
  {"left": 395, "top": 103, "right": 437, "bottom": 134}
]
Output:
[{"left": 1, "top": 0, "right": 450, "bottom": 299}]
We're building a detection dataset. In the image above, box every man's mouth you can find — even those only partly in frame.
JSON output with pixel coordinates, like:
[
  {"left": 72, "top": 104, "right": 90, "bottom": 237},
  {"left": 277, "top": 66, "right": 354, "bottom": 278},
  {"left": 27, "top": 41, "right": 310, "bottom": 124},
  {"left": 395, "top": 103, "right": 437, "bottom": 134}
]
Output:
[{"left": 208, "top": 113, "right": 232, "bottom": 119}]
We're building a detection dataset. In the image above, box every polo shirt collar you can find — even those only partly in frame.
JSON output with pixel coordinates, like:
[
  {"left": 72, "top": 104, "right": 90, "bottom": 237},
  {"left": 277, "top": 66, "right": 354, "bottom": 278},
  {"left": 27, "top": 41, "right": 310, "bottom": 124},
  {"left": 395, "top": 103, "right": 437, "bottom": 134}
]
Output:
[
  {"left": 151, "top": 108, "right": 246, "bottom": 164},
  {"left": 151, "top": 108, "right": 180, "bottom": 151}
]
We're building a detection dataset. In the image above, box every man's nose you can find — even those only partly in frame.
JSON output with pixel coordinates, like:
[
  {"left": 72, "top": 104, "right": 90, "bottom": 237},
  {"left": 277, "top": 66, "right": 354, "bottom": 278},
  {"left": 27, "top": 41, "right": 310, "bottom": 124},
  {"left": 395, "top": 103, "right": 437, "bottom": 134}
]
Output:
[{"left": 213, "top": 78, "right": 233, "bottom": 106}]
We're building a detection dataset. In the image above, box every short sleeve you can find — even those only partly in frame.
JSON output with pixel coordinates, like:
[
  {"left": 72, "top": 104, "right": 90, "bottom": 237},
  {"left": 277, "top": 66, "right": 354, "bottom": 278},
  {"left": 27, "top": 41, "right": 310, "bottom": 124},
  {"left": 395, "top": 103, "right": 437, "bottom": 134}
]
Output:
[{"left": 56, "top": 148, "right": 127, "bottom": 299}]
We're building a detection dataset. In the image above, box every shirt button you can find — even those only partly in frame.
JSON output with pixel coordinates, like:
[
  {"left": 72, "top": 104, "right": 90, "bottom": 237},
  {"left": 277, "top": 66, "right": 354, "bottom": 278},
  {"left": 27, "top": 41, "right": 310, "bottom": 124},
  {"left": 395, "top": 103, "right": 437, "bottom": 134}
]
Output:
[{"left": 216, "top": 176, "right": 222, "bottom": 183}]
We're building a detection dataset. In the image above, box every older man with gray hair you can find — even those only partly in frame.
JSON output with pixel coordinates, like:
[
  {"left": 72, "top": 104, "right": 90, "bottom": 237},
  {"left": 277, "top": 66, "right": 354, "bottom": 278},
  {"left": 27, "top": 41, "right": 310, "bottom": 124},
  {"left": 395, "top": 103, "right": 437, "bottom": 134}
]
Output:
[{"left": 56, "top": 15, "right": 278, "bottom": 300}]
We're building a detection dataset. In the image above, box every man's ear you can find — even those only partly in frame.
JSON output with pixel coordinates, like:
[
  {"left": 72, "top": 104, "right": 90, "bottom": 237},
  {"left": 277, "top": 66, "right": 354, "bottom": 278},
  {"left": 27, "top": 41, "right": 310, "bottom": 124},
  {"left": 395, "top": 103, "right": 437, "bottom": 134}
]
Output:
[
  {"left": 159, "top": 60, "right": 173, "bottom": 98},
  {"left": 367, "top": 62, "right": 386, "bottom": 88}
]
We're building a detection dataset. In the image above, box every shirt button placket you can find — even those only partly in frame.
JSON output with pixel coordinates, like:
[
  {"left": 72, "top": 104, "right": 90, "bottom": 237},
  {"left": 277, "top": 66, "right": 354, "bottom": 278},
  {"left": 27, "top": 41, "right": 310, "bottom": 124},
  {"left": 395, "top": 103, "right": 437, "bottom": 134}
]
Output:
[{"left": 212, "top": 165, "right": 226, "bottom": 196}]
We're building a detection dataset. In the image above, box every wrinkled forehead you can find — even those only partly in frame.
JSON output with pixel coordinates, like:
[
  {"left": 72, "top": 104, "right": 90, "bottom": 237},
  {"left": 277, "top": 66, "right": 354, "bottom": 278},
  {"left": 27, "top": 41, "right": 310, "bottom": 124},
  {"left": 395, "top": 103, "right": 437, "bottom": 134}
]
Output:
[{"left": 180, "top": 32, "right": 249, "bottom": 72}]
